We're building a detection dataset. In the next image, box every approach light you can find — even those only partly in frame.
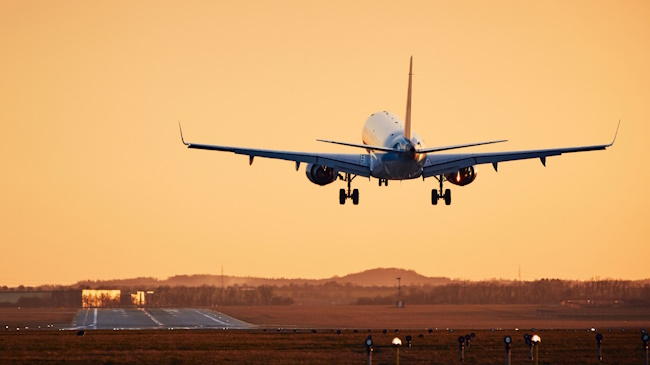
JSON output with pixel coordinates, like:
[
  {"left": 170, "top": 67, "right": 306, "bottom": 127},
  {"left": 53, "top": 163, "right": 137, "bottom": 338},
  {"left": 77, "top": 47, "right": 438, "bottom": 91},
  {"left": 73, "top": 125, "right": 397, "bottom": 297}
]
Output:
[
  {"left": 531, "top": 334, "right": 541, "bottom": 343},
  {"left": 392, "top": 337, "right": 402, "bottom": 346},
  {"left": 365, "top": 337, "right": 373, "bottom": 347},
  {"left": 504, "top": 336, "right": 512, "bottom": 344}
]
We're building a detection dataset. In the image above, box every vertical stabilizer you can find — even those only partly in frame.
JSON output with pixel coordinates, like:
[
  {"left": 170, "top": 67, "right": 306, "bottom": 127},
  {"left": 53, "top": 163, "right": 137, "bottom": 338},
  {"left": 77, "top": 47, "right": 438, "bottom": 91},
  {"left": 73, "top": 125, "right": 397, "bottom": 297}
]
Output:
[{"left": 404, "top": 56, "right": 413, "bottom": 140}]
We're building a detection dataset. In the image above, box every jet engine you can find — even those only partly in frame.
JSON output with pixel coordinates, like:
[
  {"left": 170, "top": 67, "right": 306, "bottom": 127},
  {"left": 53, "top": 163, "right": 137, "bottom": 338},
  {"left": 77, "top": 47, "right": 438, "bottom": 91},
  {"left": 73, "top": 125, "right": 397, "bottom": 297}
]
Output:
[
  {"left": 306, "top": 164, "right": 337, "bottom": 186},
  {"left": 445, "top": 166, "right": 477, "bottom": 186}
]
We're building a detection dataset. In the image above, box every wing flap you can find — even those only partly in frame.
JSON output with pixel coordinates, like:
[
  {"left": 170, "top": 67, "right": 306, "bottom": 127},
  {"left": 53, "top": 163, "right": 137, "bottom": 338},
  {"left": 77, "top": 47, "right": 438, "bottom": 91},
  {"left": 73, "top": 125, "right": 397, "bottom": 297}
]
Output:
[
  {"left": 422, "top": 144, "right": 609, "bottom": 177},
  {"left": 185, "top": 142, "right": 371, "bottom": 177}
]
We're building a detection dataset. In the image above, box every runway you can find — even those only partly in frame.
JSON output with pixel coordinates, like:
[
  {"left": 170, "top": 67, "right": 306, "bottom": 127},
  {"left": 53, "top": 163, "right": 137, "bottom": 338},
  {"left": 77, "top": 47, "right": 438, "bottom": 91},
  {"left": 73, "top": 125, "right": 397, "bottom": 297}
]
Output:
[{"left": 68, "top": 308, "right": 255, "bottom": 330}]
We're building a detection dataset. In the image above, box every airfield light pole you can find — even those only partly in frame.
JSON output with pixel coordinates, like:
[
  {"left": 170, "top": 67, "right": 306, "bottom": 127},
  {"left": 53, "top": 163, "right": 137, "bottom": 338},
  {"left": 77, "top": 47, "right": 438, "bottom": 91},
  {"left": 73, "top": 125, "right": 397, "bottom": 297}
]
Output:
[
  {"left": 524, "top": 334, "right": 532, "bottom": 359},
  {"left": 504, "top": 336, "right": 512, "bottom": 365},
  {"left": 596, "top": 333, "right": 603, "bottom": 361},
  {"left": 458, "top": 336, "right": 465, "bottom": 361},
  {"left": 392, "top": 337, "right": 402, "bottom": 365},
  {"left": 642, "top": 333, "right": 649, "bottom": 365},
  {"left": 365, "top": 336, "right": 373, "bottom": 365},
  {"left": 530, "top": 335, "right": 541, "bottom": 365}
]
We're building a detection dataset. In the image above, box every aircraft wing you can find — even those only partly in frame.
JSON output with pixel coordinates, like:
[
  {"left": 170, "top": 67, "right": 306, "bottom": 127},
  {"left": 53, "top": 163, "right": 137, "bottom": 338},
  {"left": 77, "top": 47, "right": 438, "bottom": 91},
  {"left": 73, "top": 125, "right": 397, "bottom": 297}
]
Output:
[
  {"left": 422, "top": 141, "right": 614, "bottom": 177},
  {"left": 422, "top": 122, "right": 619, "bottom": 177},
  {"left": 181, "top": 130, "right": 371, "bottom": 177}
]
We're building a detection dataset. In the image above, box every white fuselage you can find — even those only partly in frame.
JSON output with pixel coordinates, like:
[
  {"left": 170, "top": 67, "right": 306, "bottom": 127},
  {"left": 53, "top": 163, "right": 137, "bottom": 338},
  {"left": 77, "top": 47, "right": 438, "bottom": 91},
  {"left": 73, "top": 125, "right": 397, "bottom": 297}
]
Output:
[{"left": 361, "top": 111, "right": 427, "bottom": 180}]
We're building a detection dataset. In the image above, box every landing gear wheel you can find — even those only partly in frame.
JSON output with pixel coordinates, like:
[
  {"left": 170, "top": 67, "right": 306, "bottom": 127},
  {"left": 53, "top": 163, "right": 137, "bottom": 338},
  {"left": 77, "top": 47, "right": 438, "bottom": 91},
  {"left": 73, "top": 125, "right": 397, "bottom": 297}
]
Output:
[
  {"left": 432, "top": 189, "right": 439, "bottom": 205},
  {"left": 444, "top": 189, "right": 451, "bottom": 205},
  {"left": 340, "top": 173, "right": 359, "bottom": 205}
]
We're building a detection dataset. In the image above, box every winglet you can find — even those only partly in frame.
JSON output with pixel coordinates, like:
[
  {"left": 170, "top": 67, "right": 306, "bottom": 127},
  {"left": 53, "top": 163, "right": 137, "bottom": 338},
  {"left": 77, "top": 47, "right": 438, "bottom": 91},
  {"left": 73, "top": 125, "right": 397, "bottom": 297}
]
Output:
[
  {"left": 179, "top": 122, "right": 189, "bottom": 146},
  {"left": 404, "top": 56, "right": 413, "bottom": 141},
  {"left": 608, "top": 120, "right": 620, "bottom": 147}
]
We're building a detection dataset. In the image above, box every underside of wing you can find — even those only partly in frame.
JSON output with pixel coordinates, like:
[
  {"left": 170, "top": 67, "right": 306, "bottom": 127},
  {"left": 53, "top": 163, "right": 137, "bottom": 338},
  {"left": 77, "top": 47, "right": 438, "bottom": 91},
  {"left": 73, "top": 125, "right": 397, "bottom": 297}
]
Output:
[
  {"left": 422, "top": 143, "right": 612, "bottom": 177},
  {"left": 422, "top": 122, "right": 619, "bottom": 177},
  {"left": 182, "top": 141, "right": 371, "bottom": 177}
]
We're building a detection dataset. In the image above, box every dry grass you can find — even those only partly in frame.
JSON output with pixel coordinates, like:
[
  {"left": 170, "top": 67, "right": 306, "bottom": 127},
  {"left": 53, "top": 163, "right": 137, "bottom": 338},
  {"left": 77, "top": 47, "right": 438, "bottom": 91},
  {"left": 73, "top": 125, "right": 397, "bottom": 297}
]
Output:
[
  {"left": 0, "top": 329, "right": 647, "bottom": 364},
  {"left": 217, "top": 304, "right": 650, "bottom": 330},
  {"left": 1, "top": 305, "right": 648, "bottom": 364},
  {"left": 0, "top": 308, "right": 77, "bottom": 328}
]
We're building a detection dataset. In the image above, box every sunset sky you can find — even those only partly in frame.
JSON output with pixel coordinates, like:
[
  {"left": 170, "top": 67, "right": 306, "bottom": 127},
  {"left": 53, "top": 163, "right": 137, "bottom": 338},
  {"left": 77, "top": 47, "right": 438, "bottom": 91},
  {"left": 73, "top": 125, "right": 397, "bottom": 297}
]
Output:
[{"left": 1, "top": 1, "right": 648, "bottom": 286}]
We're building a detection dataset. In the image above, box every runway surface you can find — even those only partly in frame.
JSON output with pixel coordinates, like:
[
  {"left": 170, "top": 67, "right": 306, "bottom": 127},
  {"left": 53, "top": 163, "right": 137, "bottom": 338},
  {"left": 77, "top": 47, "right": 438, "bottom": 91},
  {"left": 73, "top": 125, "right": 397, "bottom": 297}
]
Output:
[{"left": 68, "top": 308, "right": 255, "bottom": 330}]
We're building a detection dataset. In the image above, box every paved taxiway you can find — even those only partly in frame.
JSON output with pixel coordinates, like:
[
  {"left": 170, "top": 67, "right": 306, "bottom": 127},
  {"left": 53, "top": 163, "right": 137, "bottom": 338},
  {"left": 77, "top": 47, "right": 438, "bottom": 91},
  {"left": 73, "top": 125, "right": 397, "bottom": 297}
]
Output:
[{"left": 68, "top": 308, "right": 254, "bottom": 330}]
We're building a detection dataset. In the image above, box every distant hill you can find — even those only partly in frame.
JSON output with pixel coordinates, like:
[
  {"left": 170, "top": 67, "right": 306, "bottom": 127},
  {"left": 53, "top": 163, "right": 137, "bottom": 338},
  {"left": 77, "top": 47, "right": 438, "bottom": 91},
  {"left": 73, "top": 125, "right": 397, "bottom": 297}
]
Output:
[
  {"left": 332, "top": 268, "right": 451, "bottom": 286},
  {"left": 74, "top": 268, "right": 452, "bottom": 289}
]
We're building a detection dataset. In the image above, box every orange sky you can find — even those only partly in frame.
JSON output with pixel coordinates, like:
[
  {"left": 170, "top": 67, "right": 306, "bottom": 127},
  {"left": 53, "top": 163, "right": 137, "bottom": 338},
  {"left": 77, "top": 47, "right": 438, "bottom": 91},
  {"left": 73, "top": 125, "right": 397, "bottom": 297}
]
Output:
[{"left": 1, "top": 1, "right": 648, "bottom": 286}]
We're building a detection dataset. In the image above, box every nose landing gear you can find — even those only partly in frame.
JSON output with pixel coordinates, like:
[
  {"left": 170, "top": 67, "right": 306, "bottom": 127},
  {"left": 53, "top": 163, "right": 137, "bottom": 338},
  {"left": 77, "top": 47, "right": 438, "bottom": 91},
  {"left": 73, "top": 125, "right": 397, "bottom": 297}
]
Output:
[
  {"left": 339, "top": 173, "right": 359, "bottom": 205},
  {"left": 432, "top": 175, "right": 451, "bottom": 205}
]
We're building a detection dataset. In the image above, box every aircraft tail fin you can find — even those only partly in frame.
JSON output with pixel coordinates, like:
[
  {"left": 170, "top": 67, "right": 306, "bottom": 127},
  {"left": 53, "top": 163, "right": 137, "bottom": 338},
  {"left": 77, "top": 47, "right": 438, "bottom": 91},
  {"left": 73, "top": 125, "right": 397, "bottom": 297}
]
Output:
[{"left": 404, "top": 56, "right": 413, "bottom": 140}]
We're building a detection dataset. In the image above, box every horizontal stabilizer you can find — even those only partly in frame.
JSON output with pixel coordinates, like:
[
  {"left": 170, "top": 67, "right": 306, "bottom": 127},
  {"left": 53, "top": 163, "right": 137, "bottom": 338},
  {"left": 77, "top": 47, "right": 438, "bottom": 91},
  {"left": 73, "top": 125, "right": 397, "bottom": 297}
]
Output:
[
  {"left": 316, "top": 139, "right": 401, "bottom": 153},
  {"left": 418, "top": 139, "right": 508, "bottom": 153}
]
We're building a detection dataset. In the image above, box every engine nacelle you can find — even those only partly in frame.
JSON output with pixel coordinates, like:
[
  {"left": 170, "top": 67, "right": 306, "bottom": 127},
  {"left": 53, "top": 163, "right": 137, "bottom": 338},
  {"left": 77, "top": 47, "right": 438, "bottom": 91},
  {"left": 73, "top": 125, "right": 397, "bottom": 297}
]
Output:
[
  {"left": 306, "top": 164, "right": 337, "bottom": 186},
  {"left": 445, "top": 166, "right": 477, "bottom": 186}
]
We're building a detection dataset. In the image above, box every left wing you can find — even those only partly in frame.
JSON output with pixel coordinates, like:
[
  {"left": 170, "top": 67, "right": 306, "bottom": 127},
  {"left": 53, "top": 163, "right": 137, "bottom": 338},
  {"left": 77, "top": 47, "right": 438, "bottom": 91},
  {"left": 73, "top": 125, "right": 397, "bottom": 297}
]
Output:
[
  {"left": 180, "top": 126, "right": 371, "bottom": 177},
  {"left": 422, "top": 123, "right": 619, "bottom": 177}
]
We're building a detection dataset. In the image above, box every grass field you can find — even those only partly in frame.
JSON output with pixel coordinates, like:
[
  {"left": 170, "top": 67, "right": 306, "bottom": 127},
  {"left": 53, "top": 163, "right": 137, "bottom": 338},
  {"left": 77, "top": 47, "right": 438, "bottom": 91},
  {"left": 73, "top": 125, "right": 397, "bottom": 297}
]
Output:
[
  {"left": 217, "top": 304, "right": 650, "bottom": 330},
  {"left": 1, "top": 305, "right": 649, "bottom": 364},
  {"left": 1, "top": 329, "right": 648, "bottom": 364}
]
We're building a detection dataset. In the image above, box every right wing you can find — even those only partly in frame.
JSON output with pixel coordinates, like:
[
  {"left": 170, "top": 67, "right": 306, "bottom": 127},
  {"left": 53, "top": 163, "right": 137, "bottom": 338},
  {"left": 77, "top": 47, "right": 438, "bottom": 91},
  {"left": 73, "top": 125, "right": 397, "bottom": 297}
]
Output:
[
  {"left": 422, "top": 123, "right": 619, "bottom": 177},
  {"left": 180, "top": 125, "right": 371, "bottom": 177}
]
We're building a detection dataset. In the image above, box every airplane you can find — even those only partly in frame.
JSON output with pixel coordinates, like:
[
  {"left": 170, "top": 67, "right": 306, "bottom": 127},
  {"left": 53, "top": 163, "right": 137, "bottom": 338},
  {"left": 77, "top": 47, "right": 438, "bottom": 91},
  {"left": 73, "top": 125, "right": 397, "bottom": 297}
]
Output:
[{"left": 180, "top": 57, "right": 618, "bottom": 205}]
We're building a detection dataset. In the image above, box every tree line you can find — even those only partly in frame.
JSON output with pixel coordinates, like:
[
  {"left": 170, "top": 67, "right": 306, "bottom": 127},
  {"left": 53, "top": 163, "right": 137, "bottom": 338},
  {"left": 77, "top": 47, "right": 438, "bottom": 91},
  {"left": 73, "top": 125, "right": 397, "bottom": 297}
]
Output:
[
  {"left": 1, "top": 279, "right": 649, "bottom": 307},
  {"left": 357, "top": 279, "right": 650, "bottom": 306},
  {"left": 145, "top": 285, "right": 293, "bottom": 307}
]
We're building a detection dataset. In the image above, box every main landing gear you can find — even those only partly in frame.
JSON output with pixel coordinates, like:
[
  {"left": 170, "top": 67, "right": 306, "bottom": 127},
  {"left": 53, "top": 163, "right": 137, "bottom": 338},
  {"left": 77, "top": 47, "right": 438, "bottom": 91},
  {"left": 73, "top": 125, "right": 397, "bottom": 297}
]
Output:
[
  {"left": 432, "top": 175, "right": 451, "bottom": 206},
  {"left": 339, "top": 173, "right": 359, "bottom": 205}
]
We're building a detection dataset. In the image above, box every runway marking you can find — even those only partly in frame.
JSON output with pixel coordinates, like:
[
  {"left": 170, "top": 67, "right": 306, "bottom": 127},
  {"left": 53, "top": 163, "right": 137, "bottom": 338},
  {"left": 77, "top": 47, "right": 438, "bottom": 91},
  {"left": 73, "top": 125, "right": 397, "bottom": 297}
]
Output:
[
  {"left": 139, "top": 308, "right": 163, "bottom": 326},
  {"left": 81, "top": 308, "right": 90, "bottom": 326},
  {"left": 190, "top": 309, "right": 232, "bottom": 326},
  {"left": 92, "top": 308, "right": 97, "bottom": 327}
]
